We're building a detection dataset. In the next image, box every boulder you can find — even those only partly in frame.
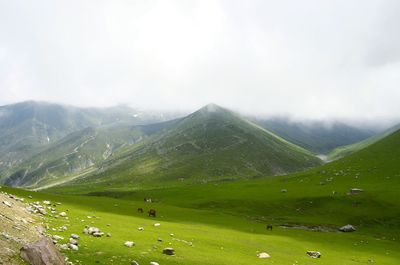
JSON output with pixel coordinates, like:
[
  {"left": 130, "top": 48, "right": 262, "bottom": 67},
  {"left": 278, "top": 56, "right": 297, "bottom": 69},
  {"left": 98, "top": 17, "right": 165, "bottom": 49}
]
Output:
[
  {"left": 349, "top": 188, "right": 364, "bottom": 195},
  {"left": 124, "top": 241, "right": 135, "bottom": 247},
  {"left": 69, "top": 238, "right": 78, "bottom": 245},
  {"left": 339, "top": 224, "right": 356, "bottom": 232},
  {"left": 68, "top": 243, "right": 78, "bottom": 251},
  {"left": 257, "top": 252, "right": 270, "bottom": 258},
  {"left": 3, "top": 201, "right": 12, "bottom": 207},
  {"left": 306, "top": 251, "right": 321, "bottom": 258},
  {"left": 88, "top": 227, "right": 100, "bottom": 234},
  {"left": 70, "top": 234, "right": 79, "bottom": 239},
  {"left": 20, "top": 237, "right": 65, "bottom": 265},
  {"left": 163, "top": 247, "right": 175, "bottom": 255},
  {"left": 92, "top": 232, "right": 104, "bottom": 237}
]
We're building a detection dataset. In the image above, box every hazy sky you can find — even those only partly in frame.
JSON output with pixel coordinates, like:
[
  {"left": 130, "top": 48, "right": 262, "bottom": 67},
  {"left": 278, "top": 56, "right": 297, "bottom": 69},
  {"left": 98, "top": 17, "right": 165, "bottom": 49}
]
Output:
[{"left": 0, "top": 0, "right": 399, "bottom": 121}]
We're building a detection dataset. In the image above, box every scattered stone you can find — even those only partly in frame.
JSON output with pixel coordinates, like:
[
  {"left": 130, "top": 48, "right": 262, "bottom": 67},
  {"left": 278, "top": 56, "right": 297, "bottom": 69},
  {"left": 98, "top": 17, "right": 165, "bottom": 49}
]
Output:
[
  {"left": 69, "top": 238, "right": 78, "bottom": 246},
  {"left": 138, "top": 227, "right": 144, "bottom": 231},
  {"left": 43, "top": 201, "right": 51, "bottom": 205},
  {"left": 20, "top": 237, "right": 65, "bottom": 265},
  {"left": 162, "top": 247, "right": 175, "bottom": 255},
  {"left": 158, "top": 238, "right": 163, "bottom": 242},
  {"left": 306, "top": 251, "right": 321, "bottom": 258},
  {"left": 59, "top": 212, "right": 67, "bottom": 217},
  {"left": 154, "top": 223, "right": 161, "bottom": 227},
  {"left": 83, "top": 228, "right": 89, "bottom": 234},
  {"left": 59, "top": 244, "right": 69, "bottom": 250},
  {"left": 106, "top": 233, "right": 111, "bottom": 237},
  {"left": 150, "top": 262, "right": 159, "bottom": 265},
  {"left": 88, "top": 227, "right": 100, "bottom": 234},
  {"left": 281, "top": 189, "right": 287, "bottom": 193},
  {"left": 339, "top": 224, "right": 356, "bottom": 232},
  {"left": 349, "top": 188, "right": 364, "bottom": 195},
  {"left": 3, "top": 201, "right": 12, "bottom": 207},
  {"left": 131, "top": 261, "right": 139, "bottom": 265},
  {"left": 68, "top": 243, "right": 79, "bottom": 251},
  {"left": 70, "top": 234, "right": 79, "bottom": 239},
  {"left": 93, "top": 232, "right": 104, "bottom": 237},
  {"left": 52, "top": 235, "right": 64, "bottom": 241},
  {"left": 124, "top": 241, "right": 135, "bottom": 247},
  {"left": 257, "top": 252, "right": 270, "bottom": 258}
]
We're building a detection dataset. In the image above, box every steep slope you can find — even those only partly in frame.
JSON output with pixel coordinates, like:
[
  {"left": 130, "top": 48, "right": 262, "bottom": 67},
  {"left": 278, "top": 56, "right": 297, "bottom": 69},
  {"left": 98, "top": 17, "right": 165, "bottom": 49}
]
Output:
[
  {"left": 65, "top": 104, "right": 322, "bottom": 188},
  {"left": 3, "top": 119, "right": 181, "bottom": 188},
  {"left": 252, "top": 117, "right": 376, "bottom": 154},
  {"left": 327, "top": 123, "right": 400, "bottom": 160},
  {"left": 0, "top": 101, "right": 182, "bottom": 181}
]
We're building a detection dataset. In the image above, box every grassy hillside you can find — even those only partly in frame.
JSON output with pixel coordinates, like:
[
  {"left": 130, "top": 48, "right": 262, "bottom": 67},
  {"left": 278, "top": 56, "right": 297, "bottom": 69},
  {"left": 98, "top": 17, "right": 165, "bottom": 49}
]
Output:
[
  {"left": 60, "top": 104, "right": 321, "bottom": 189},
  {"left": 253, "top": 117, "right": 376, "bottom": 154},
  {"left": 52, "top": 129, "right": 400, "bottom": 237},
  {"left": 3, "top": 119, "right": 181, "bottom": 188},
  {"left": 328, "top": 123, "right": 400, "bottom": 161},
  {"left": 2, "top": 185, "right": 399, "bottom": 265}
]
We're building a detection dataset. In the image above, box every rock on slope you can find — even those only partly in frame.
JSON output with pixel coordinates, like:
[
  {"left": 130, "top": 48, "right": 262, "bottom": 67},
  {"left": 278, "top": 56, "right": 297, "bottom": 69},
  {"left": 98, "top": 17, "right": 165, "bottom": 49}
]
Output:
[{"left": 0, "top": 189, "right": 64, "bottom": 264}]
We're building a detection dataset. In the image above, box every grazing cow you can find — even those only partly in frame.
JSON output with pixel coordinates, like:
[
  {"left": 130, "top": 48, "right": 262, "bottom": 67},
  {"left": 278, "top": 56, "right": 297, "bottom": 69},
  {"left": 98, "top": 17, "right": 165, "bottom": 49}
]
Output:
[
  {"left": 137, "top": 208, "right": 143, "bottom": 213},
  {"left": 148, "top": 209, "right": 156, "bottom": 217},
  {"left": 266, "top": 224, "right": 273, "bottom": 231}
]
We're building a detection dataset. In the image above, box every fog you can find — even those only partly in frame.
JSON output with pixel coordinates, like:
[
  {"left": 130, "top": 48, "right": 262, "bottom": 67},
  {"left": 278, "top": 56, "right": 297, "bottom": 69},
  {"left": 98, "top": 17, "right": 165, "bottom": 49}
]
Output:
[{"left": 0, "top": 0, "right": 399, "bottom": 124}]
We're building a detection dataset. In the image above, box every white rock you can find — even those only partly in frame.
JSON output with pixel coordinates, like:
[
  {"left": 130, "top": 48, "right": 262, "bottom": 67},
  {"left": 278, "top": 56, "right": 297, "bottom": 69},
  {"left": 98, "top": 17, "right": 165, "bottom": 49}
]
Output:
[
  {"left": 59, "top": 212, "right": 67, "bottom": 217},
  {"left": 43, "top": 200, "right": 51, "bottom": 205},
  {"left": 257, "top": 252, "right": 271, "bottom": 258},
  {"left": 124, "top": 241, "right": 135, "bottom": 247},
  {"left": 2, "top": 201, "right": 12, "bottom": 207},
  {"left": 138, "top": 227, "right": 144, "bottom": 231},
  {"left": 154, "top": 223, "right": 161, "bottom": 227},
  {"left": 150, "top": 262, "right": 159, "bottom": 265},
  {"left": 68, "top": 243, "right": 79, "bottom": 251},
  {"left": 70, "top": 234, "right": 79, "bottom": 239},
  {"left": 52, "top": 235, "right": 64, "bottom": 241}
]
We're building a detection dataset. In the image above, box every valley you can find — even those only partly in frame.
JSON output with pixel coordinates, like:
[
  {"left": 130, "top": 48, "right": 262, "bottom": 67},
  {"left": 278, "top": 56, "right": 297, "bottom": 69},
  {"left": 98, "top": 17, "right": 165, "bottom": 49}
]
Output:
[{"left": 1, "top": 102, "right": 399, "bottom": 265}]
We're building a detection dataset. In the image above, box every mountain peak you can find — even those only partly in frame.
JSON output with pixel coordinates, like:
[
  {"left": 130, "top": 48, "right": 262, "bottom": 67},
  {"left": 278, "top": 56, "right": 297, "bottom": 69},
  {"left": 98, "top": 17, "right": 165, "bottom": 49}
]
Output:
[{"left": 198, "top": 103, "right": 224, "bottom": 113}]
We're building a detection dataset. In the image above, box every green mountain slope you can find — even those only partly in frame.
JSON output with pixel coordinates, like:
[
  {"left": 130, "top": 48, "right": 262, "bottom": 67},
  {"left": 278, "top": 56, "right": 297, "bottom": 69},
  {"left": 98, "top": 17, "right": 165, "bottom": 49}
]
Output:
[
  {"left": 3, "top": 118, "right": 181, "bottom": 188},
  {"left": 327, "top": 123, "right": 400, "bottom": 160},
  {"left": 252, "top": 117, "right": 376, "bottom": 154},
  {"left": 64, "top": 104, "right": 322, "bottom": 188},
  {"left": 68, "top": 128, "right": 400, "bottom": 236},
  {"left": 0, "top": 101, "right": 181, "bottom": 182}
]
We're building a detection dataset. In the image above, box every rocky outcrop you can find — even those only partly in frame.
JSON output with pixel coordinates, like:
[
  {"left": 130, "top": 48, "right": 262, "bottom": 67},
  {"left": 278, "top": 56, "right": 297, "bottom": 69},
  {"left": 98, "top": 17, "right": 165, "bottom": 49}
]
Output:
[{"left": 20, "top": 237, "right": 65, "bottom": 265}]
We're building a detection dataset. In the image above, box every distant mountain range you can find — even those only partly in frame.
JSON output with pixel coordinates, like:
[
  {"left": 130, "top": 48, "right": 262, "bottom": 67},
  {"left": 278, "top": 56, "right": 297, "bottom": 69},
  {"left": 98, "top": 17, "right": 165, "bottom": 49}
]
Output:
[
  {"left": 0, "top": 101, "right": 390, "bottom": 189},
  {"left": 251, "top": 117, "right": 377, "bottom": 154}
]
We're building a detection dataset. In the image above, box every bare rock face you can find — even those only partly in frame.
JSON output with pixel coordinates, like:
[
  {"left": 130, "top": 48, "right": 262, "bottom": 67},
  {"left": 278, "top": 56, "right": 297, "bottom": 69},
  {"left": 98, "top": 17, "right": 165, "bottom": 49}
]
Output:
[{"left": 20, "top": 237, "right": 65, "bottom": 265}]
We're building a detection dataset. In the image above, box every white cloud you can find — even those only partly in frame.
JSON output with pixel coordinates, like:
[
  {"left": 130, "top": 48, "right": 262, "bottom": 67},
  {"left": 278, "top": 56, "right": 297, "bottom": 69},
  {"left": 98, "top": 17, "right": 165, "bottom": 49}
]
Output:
[{"left": 0, "top": 0, "right": 399, "bottom": 122}]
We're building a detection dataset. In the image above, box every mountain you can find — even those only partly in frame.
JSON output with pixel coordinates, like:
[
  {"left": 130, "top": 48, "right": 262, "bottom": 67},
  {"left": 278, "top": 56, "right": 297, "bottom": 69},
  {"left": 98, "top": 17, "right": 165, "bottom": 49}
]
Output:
[
  {"left": 0, "top": 101, "right": 182, "bottom": 181},
  {"left": 251, "top": 117, "right": 377, "bottom": 154},
  {"left": 61, "top": 104, "right": 322, "bottom": 189},
  {"left": 3, "top": 118, "right": 181, "bottom": 188},
  {"left": 327, "top": 123, "right": 400, "bottom": 161}
]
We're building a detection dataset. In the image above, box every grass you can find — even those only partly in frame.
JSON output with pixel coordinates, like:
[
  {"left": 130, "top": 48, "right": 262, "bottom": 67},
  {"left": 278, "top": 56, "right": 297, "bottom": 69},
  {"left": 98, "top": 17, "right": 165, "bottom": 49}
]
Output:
[{"left": 2, "top": 186, "right": 399, "bottom": 265}]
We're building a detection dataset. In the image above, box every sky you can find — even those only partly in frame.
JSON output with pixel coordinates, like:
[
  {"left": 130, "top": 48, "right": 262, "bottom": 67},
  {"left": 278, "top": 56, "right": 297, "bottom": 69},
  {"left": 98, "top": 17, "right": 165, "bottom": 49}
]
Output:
[{"left": 0, "top": 0, "right": 399, "bottom": 122}]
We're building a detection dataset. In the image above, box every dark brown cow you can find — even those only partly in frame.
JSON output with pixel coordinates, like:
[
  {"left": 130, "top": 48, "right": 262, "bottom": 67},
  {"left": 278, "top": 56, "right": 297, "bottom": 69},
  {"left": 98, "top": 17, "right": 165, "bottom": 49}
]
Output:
[
  {"left": 266, "top": 224, "right": 273, "bottom": 231},
  {"left": 137, "top": 208, "right": 144, "bottom": 213},
  {"left": 148, "top": 209, "right": 156, "bottom": 217}
]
